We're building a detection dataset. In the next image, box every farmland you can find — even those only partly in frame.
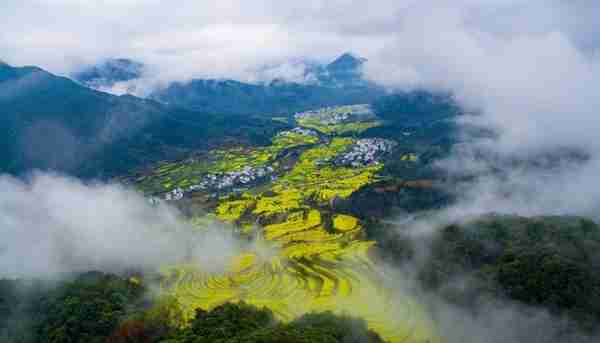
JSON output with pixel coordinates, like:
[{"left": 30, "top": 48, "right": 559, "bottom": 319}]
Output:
[{"left": 128, "top": 105, "right": 434, "bottom": 343}]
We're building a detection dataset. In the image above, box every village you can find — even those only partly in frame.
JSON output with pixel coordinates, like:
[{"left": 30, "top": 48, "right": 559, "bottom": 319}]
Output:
[
  {"left": 157, "top": 103, "right": 398, "bottom": 202},
  {"left": 160, "top": 136, "right": 400, "bottom": 201},
  {"left": 277, "top": 127, "right": 320, "bottom": 138},
  {"left": 294, "top": 104, "right": 376, "bottom": 125},
  {"left": 162, "top": 165, "right": 275, "bottom": 201},
  {"left": 192, "top": 165, "right": 275, "bottom": 191},
  {"left": 336, "top": 138, "right": 398, "bottom": 167}
]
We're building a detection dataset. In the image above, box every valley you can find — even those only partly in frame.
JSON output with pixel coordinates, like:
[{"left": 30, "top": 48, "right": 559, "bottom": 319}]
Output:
[
  {"left": 3, "top": 3, "right": 600, "bottom": 342},
  {"left": 126, "top": 105, "right": 440, "bottom": 342}
]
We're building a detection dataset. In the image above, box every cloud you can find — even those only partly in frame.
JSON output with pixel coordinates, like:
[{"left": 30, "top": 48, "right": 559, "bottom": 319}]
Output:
[
  {"left": 0, "top": 1, "right": 496, "bottom": 84},
  {"left": 0, "top": 172, "right": 242, "bottom": 278},
  {"left": 433, "top": 146, "right": 600, "bottom": 219},
  {"left": 355, "top": 2, "right": 600, "bottom": 219},
  {"left": 364, "top": 3, "right": 600, "bottom": 156},
  {"left": 3, "top": 1, "right": 599, "bottom": 142},
  {"left": 0, "top": 1, "right": 363, "bottom": 82},
  {"left": 431, "top": 295, "right": 598, "bottom": 343},
  {"left": 381, "top": 204, "right": 600, "bottom": 343}
]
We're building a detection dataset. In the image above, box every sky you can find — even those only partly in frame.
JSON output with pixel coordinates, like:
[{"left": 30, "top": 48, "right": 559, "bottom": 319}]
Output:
[{"left": 1, "top": 1, "right": 595, "bottom": 84}]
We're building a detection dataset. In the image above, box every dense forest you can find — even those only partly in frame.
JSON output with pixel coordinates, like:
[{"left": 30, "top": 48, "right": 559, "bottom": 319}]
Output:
[
  {"left": 0, "top": 272, "right": 382, "bottom": 343},
  {"left": 2, "top": 215, "right": 599, "bottom": 342},
  {"left": 368, "top": 214, "right": 600, "bottom": 338}
]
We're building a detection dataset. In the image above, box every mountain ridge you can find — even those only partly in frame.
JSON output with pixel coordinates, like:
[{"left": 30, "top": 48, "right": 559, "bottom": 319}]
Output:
[
  {"left": 70, "top": 53, "right": 384, "bottom": 116},
  {"left": 0, "top": 63, "right": 286, "bottom": 178},
  {"left": 72, "top": 58, "right": 144, "bottom": 90}
]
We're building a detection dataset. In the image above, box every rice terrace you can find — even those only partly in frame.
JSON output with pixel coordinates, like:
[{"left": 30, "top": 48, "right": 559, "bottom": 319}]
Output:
[{"left": 126, "top": 105, "right": 438, "bottom": 343}]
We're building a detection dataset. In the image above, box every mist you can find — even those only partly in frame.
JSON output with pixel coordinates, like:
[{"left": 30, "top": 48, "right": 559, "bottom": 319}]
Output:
[
  {"left": 376, "top": 209, "right": 600, "bottom": 343},
  {"left": 352, "top": 2, "right": 600, "bottom": 219},
  {"left": 3, "top": 1, "right": 600, "bottom": 341},
  {"left": 0, "top": 172, "right": 241, "bottom": 278},
  {"left": 0, "top": 2, "right": 592, "bottom": 88},
  {"left": 432, "top": 296, "right": 598, "bottom": 343}
]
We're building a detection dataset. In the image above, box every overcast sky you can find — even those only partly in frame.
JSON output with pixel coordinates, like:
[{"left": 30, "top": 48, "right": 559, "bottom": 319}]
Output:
[{"left": 2, "top": 1, "right": 597, "bottom": 83}]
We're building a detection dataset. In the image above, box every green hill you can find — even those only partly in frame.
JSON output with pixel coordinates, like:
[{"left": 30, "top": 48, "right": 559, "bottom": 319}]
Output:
[
  {"left": 148, "top": 54, "right": 384, "bottom": 116},
  {"left": 0, "top": 63, "right": 286, "bottom": 178},
  {"left": 370, "top": 214, "right": 600, "bottom": 333}
]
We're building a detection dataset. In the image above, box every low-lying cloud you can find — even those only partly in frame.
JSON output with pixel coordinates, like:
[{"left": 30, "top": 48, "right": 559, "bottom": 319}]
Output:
[
  {"left": 432, "top": 295, "right": 598, "bottom": 343},
  {"left": 0, "top": 172, "right": 241, "bottom": 278},
  {"left": 4, "top": 2, "right": 600, "bottom": 159},
  {"left": 1, "top": 1, "right": 592, "bottom": 89},
  {"left": 364, "top": 3, "right": 600, "bottom": 157},
  {"left": 355, "top": 2, "right": 600, "bottom": 220}
]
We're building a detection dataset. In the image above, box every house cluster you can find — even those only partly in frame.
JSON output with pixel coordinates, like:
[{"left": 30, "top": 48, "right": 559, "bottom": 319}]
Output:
[
  {"left": 336, "top": 138, "right": 397, "bottom": 167},
  {"left": 164, "top": 187, "right": 184, "bottom": 201},
  {"left": 278, "top": 127, "right": 319, "bottom": 137},
  {"left": 294, "top": 104, "right": 375, "bottom": 125},
  {"left": 162, "top": 165, "right": 275, "bottom": 201},
  {"left": 188, "top": 165, "right": 274, "bottom": 192},
  {"left": 295, "top": 108, "right": 350, "bottom": 125},
  {"left": 147, "top": 196, "right": 161, "bottom": 206}
]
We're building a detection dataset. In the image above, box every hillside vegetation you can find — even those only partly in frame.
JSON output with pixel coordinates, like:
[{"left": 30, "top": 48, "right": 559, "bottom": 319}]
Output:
[
  {"left": 148, "top": 54, "right": 384, "bottom": 116},
  {"left": 0, "top": 63, "right": 286, "bottom": 178},
  {"left": 369, "top": 214, "right": 600, "bottom": 334},
  {"left": 0, "top": 273, "right": 383, "bottom": 343},
  {"left": 125, "top": 105, "right": 440, "bottom": 343}
]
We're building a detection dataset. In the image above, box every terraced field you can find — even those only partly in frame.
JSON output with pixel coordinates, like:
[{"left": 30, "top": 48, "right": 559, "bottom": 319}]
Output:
[
  {"left": 161, "top": 241, "right": 437, "bottom": 343},
  {"left": 131, "top": 105, "right": 434, "bottom": 342},
  {"left": 131, "top": 129, "right": 319, "bottom": 196}
]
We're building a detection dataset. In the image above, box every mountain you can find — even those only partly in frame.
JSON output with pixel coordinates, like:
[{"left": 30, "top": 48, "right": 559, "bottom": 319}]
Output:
[
  {"left": 68, "top": 53, "right": 383, "bottom": 116},
  {"left": 150, "top": 78, "right": 383, "bottom": 116},
  {"left": 327, "top": 53, "right": 366, "bottom": 72},
  {"left": 72, "top": 58, "right": 144, "bottom": 90},
  {"left": 419, "top": 215, "right": 600, "bottom": 331},
  {"left": 148, "top": 53, "right": 384, "bottom": 116},
  {"left": 0, "top": 57, "right": 461, "bottom": 180},
  {"left": 318, "top": 52, "right": 368, "bottom": 86},
  {"left": 0, "top": 63, "right": 285, "bottom": 178}
]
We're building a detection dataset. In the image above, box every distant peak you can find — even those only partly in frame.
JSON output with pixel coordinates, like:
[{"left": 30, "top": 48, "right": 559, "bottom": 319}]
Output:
[
  {"left": 73, "top": 58, "right": 145, "bottom": 90},
  {"left": 338, "top": 52, "right": 362, "bottom": 60},
  {"left": 329, "top": 53, "right": 366, "bottom": 66},
  {"left": 326, "top": 53, "right": 367, "bottom": 75},
  {"left": 103, "top": 58, "right": 144, "bottom": 68}
]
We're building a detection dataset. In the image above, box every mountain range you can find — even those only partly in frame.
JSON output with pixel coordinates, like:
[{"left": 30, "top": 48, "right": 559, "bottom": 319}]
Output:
[
  {"left": 73, "top": 53, "right": 385, "bottom": 116},
  {"left": 1, "top": 55, "right": 459, "bottom": 179},
  {"left": 73, "top": 58, "right": 144, "bottom": 90},
  {"left": 1, "top": 56, "right": 596, "bottom": 343},
  {"left": 0, "top": 62, "right": 286, "bottom": 178}
]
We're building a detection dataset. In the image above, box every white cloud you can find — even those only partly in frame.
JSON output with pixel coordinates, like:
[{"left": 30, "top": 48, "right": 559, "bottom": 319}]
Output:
[
  {"left": 1, "top": 1, "right": 365, "bottom": 82},
  {"left": 364, "top": 4, "right": 600, "bottom": 155},
  {"left": 0, "top": 173, "right": 242, "bottom": 278},
  {"left": 356, "top": 2, "right": 600, "bottom": 218}
]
